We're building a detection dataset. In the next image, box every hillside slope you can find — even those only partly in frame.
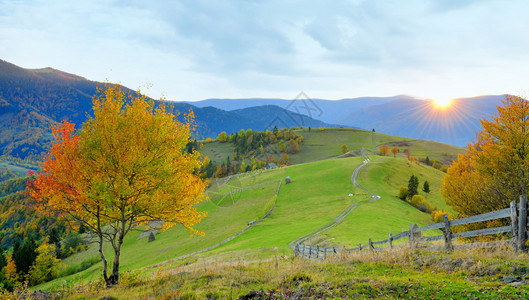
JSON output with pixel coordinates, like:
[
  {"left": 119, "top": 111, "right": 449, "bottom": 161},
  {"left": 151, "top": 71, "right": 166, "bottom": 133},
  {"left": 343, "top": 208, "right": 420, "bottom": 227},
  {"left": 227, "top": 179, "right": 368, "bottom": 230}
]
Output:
[
  {"left": 0, "top": 60, "right": 334, "bottom": 159},
  {"left": 39, "top": 153, "right": 449, "bottom": 289},
  {"left": 200, "top": 127, "right": 466, "bottom": 167}
]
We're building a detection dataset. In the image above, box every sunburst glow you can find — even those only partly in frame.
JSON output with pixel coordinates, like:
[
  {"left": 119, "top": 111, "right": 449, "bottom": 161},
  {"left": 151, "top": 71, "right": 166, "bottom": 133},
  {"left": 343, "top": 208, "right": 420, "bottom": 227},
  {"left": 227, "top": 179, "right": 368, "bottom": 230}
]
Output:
[{"left": 433, "top": 97, "right": 453, "bottom": 108}]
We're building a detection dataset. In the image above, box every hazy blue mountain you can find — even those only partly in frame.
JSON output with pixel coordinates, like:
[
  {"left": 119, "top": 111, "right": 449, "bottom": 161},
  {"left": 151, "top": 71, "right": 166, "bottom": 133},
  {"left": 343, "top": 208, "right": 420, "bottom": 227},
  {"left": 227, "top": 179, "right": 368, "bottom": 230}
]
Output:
[
  {"left": 187, "top": 95, "right": 407, "bottom": 124},
  {"left": 0, "top": 60, "right": 335, "bottom": 159},
  {"left": 187, "top": 94, "right": 507, "bottom": 147},
  {"left": 338, "top": 95, "right": 505, "bottom": 146}
]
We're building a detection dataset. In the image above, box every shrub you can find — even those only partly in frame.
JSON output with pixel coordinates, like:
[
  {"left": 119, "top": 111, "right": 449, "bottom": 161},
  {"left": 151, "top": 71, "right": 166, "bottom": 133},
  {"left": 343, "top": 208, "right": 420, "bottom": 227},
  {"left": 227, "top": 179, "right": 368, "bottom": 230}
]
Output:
[
  {"left": 410, "top": 195, "right": 434, "bottom": 213},
  {"left": 61, "top": 232, "right": 83, "bottom": 258},
  {"left": 431, "top": 210, "right": 455, "bottom": 223},
  {"left": 398, "top": 187, "right": 408, "bottom": 200}
]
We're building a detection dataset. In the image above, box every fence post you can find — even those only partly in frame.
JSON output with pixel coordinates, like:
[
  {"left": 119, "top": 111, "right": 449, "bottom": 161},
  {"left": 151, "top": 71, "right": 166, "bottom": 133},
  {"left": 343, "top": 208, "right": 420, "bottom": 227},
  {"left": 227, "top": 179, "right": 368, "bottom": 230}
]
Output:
[
  {"left": 369, "top": 238, "right": 374, "bottom": 252},
  {"left": 316, "top": 245, "right": 320, "bottom": 259},
  {"left": 518, "top": 194, "right": 527, "bottom": 252},
  {"left": 408, "top": 223, "right": 414, "bottom": 249},
  {"left": 358, "top": 243, "right": 362, "bottom": 252},
  {"left": 295, "top": 243, "right": 299, "bottom": 256},
  {"left": 389, "top": 232, "right": 393, "bottom": 249},
  {"left": 324, "top": 248, "right": 327, "bottom": 259},
  {"left": 511, "top": 200, "right": 518, "bottom": 252},
  {"left": 443, "top": 214, "right": 452, "bottom": 251}
]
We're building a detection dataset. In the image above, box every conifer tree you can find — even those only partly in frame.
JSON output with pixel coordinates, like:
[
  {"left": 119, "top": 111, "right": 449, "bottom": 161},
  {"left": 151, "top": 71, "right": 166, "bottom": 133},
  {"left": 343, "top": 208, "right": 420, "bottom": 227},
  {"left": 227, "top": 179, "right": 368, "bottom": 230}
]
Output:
[
  {"left": 407, "top": 175, "right": 419, "bottom": 200},
  {"left": 423, "top": 180, "right": 431, "bottom": 195}
]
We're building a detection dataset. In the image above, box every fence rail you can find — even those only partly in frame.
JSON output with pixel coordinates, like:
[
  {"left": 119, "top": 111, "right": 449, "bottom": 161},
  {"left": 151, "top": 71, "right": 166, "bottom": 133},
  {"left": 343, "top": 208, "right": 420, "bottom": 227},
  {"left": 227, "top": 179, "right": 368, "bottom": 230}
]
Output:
[{"left": 295, "top": 197, "right": 529, "bottom": 259}]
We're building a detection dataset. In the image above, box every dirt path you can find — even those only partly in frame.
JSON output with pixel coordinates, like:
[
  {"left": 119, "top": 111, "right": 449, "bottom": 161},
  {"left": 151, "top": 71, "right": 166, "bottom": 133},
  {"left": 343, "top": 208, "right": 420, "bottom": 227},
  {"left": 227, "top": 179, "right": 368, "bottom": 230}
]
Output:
[
  {"left": 289, "top": 149, "right": 379, "bottom": 251},
  {"left": 353, "top": 148, "right": 380, "bottom": 202}
]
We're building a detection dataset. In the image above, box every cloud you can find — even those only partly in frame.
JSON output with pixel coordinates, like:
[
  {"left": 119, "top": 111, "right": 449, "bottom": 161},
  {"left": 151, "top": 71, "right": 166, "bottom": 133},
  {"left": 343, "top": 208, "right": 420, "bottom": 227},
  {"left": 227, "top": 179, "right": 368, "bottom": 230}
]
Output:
[{"left": 1, "top": 0, "right": 529, "bottom": 100}]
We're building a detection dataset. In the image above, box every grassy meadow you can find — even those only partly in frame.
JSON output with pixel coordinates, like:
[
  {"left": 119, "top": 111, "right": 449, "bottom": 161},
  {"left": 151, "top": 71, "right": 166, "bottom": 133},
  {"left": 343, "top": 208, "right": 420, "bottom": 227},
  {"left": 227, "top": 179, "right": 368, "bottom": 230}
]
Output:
[
  {"left": 31, "top": 127, "right": 481, "bottom": 296},
  {"left": 200, "top": 127, "right": 466, "bottom": 166},
  {"left": 32, "top": 246, "right": 529, "bottom": 299}
]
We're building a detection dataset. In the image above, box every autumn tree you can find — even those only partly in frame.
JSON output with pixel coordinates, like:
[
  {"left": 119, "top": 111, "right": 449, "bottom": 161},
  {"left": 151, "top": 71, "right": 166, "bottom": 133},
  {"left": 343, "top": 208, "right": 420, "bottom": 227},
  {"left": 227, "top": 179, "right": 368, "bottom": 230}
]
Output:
[
  {"left": 28, "top": 243, "right": 62, "bottom": 285},
  {"left": 217, "top": 131, "right": 228, "bottom": 142},
  {"left": 379, "top": 145, "right": 389, "bottom": 156},
  {"left": 404, "top": 151, "right": 411, "bottom": 160},
  {"left": 442, "top": 95, "right": 529, "bottom": 217},
  {"left": 27, "top": 85, "right": 207, "bottom": 286},
  {"left": 341, "top": 144, "right": 348, "bottom": 154},
  {"left": 390, "top": 147, "right": 398, "bottom": 157}
]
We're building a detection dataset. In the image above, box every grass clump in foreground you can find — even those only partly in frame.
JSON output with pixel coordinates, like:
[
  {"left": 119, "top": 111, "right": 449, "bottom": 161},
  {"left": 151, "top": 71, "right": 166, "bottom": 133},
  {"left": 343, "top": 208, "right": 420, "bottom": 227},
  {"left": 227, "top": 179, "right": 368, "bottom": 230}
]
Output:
[{"left": 15, "top": 245, "right": 529, "bottom": 299}]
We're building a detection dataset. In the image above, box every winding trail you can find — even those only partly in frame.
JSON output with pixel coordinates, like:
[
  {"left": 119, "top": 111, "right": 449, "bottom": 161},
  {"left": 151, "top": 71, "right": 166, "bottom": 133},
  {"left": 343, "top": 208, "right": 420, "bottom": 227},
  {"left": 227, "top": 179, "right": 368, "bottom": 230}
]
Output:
[
  {"left": 289, "top": 148, "right": 379, "bottom": 251},
  {"left": 148, "top": 179, "right": 282, "bottom": 268},
  {"left": 149, "top": 149, "right": 379, "bottom": 266}
]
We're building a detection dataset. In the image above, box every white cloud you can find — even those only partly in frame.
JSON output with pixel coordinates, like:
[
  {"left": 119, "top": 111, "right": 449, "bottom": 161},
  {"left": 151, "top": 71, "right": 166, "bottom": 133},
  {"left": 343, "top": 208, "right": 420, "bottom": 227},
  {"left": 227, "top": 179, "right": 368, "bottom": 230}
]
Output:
[{"left": 1, "top": 0, "right": 529, "bottom": 100}]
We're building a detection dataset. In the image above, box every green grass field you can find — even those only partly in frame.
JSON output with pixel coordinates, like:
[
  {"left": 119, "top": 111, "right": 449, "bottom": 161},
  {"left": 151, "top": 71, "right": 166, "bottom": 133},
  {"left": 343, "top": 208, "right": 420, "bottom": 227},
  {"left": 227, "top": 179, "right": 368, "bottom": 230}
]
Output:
[
  {"left": 200, "top": 127, "right": 465, "bottom": 166},
  {"left": 310, "top": 156, "right": 453, "bottom": 247},
  {"left": 36, "top": 128, "right": 464, "bottom": 291},
  {"left": 68, "top": 248, "right": 529, "bottom": 299}
]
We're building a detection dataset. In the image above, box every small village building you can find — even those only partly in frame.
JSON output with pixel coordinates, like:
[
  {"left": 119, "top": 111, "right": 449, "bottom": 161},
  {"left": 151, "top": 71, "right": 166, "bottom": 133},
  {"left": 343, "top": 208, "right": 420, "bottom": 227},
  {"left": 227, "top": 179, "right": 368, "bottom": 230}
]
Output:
[{"left": 267, "top": 163, "right": 278, "bottom": 169}]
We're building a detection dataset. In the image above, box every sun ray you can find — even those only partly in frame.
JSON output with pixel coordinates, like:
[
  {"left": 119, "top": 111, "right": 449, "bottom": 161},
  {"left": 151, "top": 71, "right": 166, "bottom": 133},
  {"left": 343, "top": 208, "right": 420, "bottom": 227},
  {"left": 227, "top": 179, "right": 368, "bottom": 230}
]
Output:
[{"left": 432, "top": 97, "right": 453, "bottom": 108}]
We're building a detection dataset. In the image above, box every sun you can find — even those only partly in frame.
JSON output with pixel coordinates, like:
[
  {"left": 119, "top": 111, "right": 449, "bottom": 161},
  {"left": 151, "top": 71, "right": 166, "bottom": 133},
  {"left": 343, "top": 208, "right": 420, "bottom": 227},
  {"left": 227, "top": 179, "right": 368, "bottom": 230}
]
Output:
[{"left": 432, "top": 97, "right": 453, "bottom": 108}]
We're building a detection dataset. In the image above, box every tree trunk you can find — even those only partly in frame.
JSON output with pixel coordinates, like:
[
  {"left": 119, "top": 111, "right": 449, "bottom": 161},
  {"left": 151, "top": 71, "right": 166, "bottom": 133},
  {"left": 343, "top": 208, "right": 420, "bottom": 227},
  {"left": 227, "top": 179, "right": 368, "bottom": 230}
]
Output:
[
  {"left": 108, "top": 247, "right": 121, "bottom": 285},
  {"left": 98, "top": 231, "right": 111, "bottom": 287},
  {"left": 108, "top": 220, "right": 127, "bottom": 286}
]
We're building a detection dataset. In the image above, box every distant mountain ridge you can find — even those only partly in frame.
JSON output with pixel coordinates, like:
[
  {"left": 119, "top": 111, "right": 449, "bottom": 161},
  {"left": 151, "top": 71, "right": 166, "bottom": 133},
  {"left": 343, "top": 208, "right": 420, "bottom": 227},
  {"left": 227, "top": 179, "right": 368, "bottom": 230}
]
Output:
[
  {"left": 0, "top": 58, "right": 508, "bottom": 160},
  {"left": 187, "top": 95, "right": 409, "bottom": 124},
  {"left": 0, "top": 60, "right": 333, "bottom": 159},
  {"left": 186, "top": 95, "right": 507, "bottom": 147},
  {"left": 338, "top": 95, "right": 504, "bottom": 146}
]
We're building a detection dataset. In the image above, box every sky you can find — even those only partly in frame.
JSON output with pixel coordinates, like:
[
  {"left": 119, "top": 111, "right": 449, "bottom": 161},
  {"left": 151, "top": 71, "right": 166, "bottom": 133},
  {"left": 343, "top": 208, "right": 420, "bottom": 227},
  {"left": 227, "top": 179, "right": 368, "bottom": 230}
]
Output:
[{"left": 1, "top": 0, "right": 529, "bottom": 102}]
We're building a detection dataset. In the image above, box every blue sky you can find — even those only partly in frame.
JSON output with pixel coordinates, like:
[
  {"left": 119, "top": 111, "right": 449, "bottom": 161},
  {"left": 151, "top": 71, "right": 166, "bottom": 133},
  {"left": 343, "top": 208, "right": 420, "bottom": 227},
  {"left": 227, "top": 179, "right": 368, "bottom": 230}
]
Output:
[{"left": 1, "top": 0, "right": 528, "bottom": 101}]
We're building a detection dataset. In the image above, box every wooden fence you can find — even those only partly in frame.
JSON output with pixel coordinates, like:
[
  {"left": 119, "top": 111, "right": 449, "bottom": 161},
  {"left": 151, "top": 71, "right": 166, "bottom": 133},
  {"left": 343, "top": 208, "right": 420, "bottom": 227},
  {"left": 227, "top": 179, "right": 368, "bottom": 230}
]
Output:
[{"left": 295, "top": 195, "right": 529, "bottom": 259}]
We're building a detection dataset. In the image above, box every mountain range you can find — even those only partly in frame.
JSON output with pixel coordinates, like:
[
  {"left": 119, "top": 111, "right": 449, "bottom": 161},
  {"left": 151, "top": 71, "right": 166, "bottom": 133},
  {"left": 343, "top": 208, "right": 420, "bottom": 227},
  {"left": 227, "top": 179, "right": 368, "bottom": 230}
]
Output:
[
  {"left": 190, "top": 95, "right": 505, "bottom": 147},
  {"left": 0, "top": 60, "right": 331, "bottom": 159},
  {"left": 0, "top": 59, "right": 508, "bottom": 159}
]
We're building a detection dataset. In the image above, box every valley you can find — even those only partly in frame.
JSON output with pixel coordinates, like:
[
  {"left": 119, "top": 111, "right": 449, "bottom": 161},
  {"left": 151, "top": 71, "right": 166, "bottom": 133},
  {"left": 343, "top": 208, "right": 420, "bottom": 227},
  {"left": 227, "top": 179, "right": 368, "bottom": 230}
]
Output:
[{"left": 31, "top": 128, "right": 462, "bottom": 290}]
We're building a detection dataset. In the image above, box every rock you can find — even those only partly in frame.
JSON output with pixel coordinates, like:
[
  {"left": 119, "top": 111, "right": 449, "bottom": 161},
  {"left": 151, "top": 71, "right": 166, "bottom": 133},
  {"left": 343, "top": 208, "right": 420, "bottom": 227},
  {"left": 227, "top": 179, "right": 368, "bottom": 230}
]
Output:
[
  {"left": 511, "top": 281, "right": 525, "bottom": 286},
  {"left": 503, "top": 276, "right": 518, "bottom": 283}
]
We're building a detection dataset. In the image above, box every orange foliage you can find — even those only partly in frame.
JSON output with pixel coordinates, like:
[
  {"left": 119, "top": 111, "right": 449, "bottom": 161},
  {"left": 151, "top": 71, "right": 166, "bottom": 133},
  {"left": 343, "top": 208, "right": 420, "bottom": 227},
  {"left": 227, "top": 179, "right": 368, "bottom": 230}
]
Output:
[
  {"left": 27, "top": 84, "right": 207, "bottom": 286},
  {"left": 442, "top": 95, "right": 529, "bottom": 216},
  {"left": 379, "top": 145, "right": 389, "bottom": 156},
  {"left": 390, "top": 147, "right": 398, "bottom": 157}
]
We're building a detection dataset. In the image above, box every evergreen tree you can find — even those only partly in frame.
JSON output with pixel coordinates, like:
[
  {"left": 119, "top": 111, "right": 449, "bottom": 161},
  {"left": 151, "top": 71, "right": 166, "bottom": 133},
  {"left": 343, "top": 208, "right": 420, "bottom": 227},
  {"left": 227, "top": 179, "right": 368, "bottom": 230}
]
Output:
[
  {"left": 13, "top": 237, "right": 38, "bottom": 275},
  {"left": 407, "top": 175, "right": 419, "bottom": 200},
  {"left": 0, "top": 246, "right": 6, "bottom": 270},
  {"left": 48, "top": 228, "right": 62, "bottom": 258},
  {"left": 425, "top": 156, "right": 431, "bottom": 166},
  {"left": 78, "top": 222, "right": 86, "bottom": 234},
  {"left": 423, "top": 180, "right": 431, "bottom": 194},
  {"left": 206, "top": 160, "right": 214, "bottom": 178}
]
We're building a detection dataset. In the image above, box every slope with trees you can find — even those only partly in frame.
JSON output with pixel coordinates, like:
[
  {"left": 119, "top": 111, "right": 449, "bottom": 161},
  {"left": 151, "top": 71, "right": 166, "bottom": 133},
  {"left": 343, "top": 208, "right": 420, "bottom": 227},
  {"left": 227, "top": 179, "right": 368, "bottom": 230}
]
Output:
[{"left": 27, "top": 85, "right": 207, "bottom": 286}]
